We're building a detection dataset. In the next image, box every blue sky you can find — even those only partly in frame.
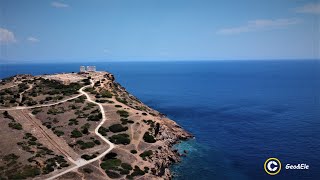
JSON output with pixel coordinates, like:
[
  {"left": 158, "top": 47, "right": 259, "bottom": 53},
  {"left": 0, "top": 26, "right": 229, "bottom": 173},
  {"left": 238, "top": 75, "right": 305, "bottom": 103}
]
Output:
[{"left": 0, "top": 0, "right": 319, "bottom": 62}]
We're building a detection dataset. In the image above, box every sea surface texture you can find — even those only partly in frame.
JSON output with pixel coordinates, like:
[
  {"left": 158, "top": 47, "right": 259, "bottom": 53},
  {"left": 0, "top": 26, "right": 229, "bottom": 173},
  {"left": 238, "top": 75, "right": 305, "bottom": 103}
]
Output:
[{"left": 1, "top": 60, "right": 319, "bottom": 179}]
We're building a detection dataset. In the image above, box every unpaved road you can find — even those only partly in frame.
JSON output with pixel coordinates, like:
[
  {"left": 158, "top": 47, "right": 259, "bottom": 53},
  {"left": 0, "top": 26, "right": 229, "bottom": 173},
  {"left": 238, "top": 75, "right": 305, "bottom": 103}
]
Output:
[
  {"left": 45, "top": 80, "right": 115, "bottom": 180},
  {"left": 1, "top": 81, "right": 115, "bottom": 180}
]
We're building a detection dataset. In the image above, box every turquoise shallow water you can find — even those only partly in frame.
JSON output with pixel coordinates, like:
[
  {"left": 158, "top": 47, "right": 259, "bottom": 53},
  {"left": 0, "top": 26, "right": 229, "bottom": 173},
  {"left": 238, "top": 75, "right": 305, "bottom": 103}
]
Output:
[{"left": 1, "top": 60, "right": 320, "bottom": 179}]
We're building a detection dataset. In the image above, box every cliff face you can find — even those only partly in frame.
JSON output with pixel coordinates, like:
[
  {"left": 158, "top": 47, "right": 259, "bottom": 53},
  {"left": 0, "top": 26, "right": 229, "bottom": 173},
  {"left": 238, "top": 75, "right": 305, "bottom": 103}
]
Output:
[
  {"left": 153, "top": 120, "right": 193, "bottom": 178},
  {"left": 103, "top": 72, "right": 193, "bottom": 179}
]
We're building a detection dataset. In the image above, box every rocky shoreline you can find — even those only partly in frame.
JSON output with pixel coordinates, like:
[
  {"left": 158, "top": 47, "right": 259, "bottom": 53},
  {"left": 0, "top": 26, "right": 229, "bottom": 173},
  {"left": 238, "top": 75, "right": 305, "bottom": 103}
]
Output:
[
  {"left": 106, "top": 72, "right": 194, "bottom": 179},
  {"left": 152, "top": 119, "right": 193, "bottom": 179}
]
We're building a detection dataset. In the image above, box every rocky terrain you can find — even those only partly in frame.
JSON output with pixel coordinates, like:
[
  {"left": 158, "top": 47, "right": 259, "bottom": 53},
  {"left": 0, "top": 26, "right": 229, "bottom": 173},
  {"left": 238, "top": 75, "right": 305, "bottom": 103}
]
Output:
[{"left": 0, "top": 71, "right": 192, "bottom": 180}]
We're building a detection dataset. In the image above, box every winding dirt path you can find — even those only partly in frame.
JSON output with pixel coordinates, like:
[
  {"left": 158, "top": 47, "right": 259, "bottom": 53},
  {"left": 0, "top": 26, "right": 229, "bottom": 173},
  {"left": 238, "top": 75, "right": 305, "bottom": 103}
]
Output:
[
  {"left": 0, "top": 94, "right": 83, "bottom": 111},
  {"left": 1, "top": 80, "right": 115, "bottom": 179},
  {"left": 45, "top": 80, "right": 115, "bottom": 180},
  {"left": 18, "top": 84, "right": 33, "bottom": 104}
]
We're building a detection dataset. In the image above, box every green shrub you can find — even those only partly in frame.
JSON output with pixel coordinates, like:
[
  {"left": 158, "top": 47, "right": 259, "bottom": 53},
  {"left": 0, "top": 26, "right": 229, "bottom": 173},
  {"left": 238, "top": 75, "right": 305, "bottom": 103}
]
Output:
[
  {"left": 3, "top": 153, "right": 19, "bottom": 162},
  {"left": 68, "top": 118, "right": 79, "bottom": 126},
  {"left": 136, "top": 106, "right": 147, "bottom": 111},
  {"left": 120, "top": 118, "right": 134, "bottom": 125},
  {"left": 8, "top": 165, "right": 41, "bottom": 179},
  {"left": 80, "top": 142, "right": 95, "bottom": 150},
  {"left": 93, "top": 139, "right": 101, "bottom": 145},
  {"left": 100, "top": 159, "right": 121, "bottom": 170},
  {"left": 82, "top": 79, "right": 90, "bottom": 85},
  {"left": 103, "top": 152, "right": 117, "bottom": 160},
  {"left": 83, "top": 168, "right": 93, "bottom": 174},
  {"left": 26, "top": 100, "right": 37, "bottom": 106},
  {"left": 101, "top": 90, "right": 113, "bottom": 98},
  {"left": 71, "top": 129, "right": 82, "bottom": 138},
  {"left": 130, "top": 150, "right": 137, "bottom": 154},
  {"left": 98, "top": 127, "right": 109, "bottom": 136},
  {"left": 120, "top": 169, "right": 130, "bottom": 175},
  {"left": 81, "top": 154, "right": 97, "bottom": 160},
  {"left": 75, "top": 96, "right": 86, "bottom": 103},
  {"left": 76, "top": 140, "right": 96, "bottom": 150},
  {"left": 116, "top": 97, "right": 128, "bottom": 104},
  {"left": 68, "top": 104, "right": 79, "bottom": 110},
  {"left": 139, "top": 150, "right": 153, "bottom": 160},
  {"left": 84, "top": 87, "right": 96, "bottom": 94},
  {"left": 8, "top": 122, "right": 23, "bottom": 130},
  {"left": 81, "top": 123, "right": 91, "bottom": 129},
  {"left": 87, "top": 113, "right": 102, "bottom": 121},
  {"left": 47, "top": 107, "right": 65, "bottom": 115},
  {"left": 106, "top": 170, "right": 121, "bottom": 179},
  {"left": 3, "top": 111, "right": 14, "bottom": 120},
  {"left": 121, "top": 163, "right": 133, "bottom": 170},
  {"left": 31, "top": 109, "right": 42, "bottom": 115},
  {"left": 96, "top": 99, "right": 114, "bottom": 103},
  {"left": 143, "top": 132, "right": 156, "bottom": 143},
  {"left": 131, "top": 166, "right": 145, "bottom": 177},
  {"left": 109, "top": 134, "right": 130, "bottom": 145},
  {"left": 53, "top": 130, "right": 64, "bottom": 137},
  {"left": 109, "top": 124, "right": 128, "bottom": 133},
  {"left": 116, "top": 110, "right": 129, "bottom": 118},
  {"left": 81, "top": 128, "right": 89, "bottom": 135}
]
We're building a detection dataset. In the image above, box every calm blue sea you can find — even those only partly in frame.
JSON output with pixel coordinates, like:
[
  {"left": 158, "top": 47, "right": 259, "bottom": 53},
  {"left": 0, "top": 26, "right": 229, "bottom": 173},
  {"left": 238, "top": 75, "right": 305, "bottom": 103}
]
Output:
[{"left": 1, "top": 60, "right": 319, "bottom": 179}]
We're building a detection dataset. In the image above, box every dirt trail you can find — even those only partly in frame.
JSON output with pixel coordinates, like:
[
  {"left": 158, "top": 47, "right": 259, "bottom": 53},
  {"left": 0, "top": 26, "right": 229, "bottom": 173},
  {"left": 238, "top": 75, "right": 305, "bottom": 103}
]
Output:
[
  {"left": 9, "top": 110, "right": 80, "bottom": 163},
  {"left": 45, "top": 80, "right": 115, "bottom": 180}
]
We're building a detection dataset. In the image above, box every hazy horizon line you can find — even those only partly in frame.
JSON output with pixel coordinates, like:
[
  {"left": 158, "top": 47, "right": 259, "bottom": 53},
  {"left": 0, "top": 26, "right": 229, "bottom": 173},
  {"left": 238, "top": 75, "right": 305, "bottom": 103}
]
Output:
[{"left": 1, "top": 58, "right": 319, "bottom": 65}]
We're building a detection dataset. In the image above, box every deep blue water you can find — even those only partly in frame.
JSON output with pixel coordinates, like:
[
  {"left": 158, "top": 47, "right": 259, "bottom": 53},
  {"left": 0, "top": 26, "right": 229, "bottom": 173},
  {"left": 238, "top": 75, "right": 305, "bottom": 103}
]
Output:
[{"left": 1, "top": 60, "right": 320, "bottom": 179}]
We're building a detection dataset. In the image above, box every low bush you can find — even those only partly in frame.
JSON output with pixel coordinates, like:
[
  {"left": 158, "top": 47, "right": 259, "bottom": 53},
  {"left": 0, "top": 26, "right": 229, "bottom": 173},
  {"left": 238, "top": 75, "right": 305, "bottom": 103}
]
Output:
[
  {"left": 103, "top": 152, "right": 117, "bottom": 160},
  {"left": 109, "top": 134, "right": 130, "bottom": 145},
  {"left": 100, "top": 158, "right": 122, "bottom": 171},
  {"left": 120, "top": 118, "right": 134, "bottom": 125},
  {"left": 139, "top": 150, "right": 153, "bottom": 160},
  {"left": 116, "top": 110, "right": 129, "bottom": 118},
  {"left": 31, "top": 109, "right": 42, "bottom": 115},
  {"left": 3, "top": 153, "right": 19, "bottom": 162},
  {"left": 109, "top": 124, "right": 128, "bottom": 133},
  {"left": 53, "top": 130, "right": 64, "bottom": 137},
  {"left": 76, "top": 140, "right": 96, "bottom": 150},
  {"left": 81, "top": 154, "right": 97, "bottom": 160},
  {"left": 120, "top": 169, "right": 130, "bottom": 175},
  {"left": 71, "top": 129, "right": 82, "bottom": 138},
  {"left": 81, "top": 128, "right": 89, "bottom": 135},
  {"left": 83, "top": 168, "right": 93, "bottom": 174},
  {"left": 8, "top": 122, "right": 23, "bottom": 130},
  {"left": 130, "top": 166, "right": 145, "bottom": 177},
  {"left": 93, "top": 139, "right": 101, "bottom": 145},
  {"left": 68, "top": 119, "right": 79, "bottom": 126},
  {"left": 101, "top": 90, "right": 113, "bottom": 98},
  {"left": 87, "top": 113, "right": 102, "bottom": 121},
  {"left": 106, "top": 170, "right": 121, "bottom": 179},
  {"left": 143, "top": 132, "right": 156, "bottom": 143},
  {"left": 8, "top": 165, "right": 41, "bottom": 179},
  {"left": 130, "top": 150, "right": 137, "bottom": 154},
  {"left": 96, "top": 99, "right": 113, "bottom": 103},
  {"left": 3, "top": 111, "right": 14, "bottom": 120},
  {"left": 121, "top": 163, "right": 133, "bottom": 170},
  {"left": 116, "top": 97, "right": 128, "bottom": 104},
  {"left": 98, "top": 127, "right": 109, "bottom": 136}
]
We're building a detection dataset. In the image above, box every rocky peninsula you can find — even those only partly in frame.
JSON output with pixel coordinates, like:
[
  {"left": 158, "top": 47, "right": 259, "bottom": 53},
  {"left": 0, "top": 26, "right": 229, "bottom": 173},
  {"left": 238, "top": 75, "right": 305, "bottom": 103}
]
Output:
[{"left": 0, "top": 71, "right": 192, "bottom": 179}]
